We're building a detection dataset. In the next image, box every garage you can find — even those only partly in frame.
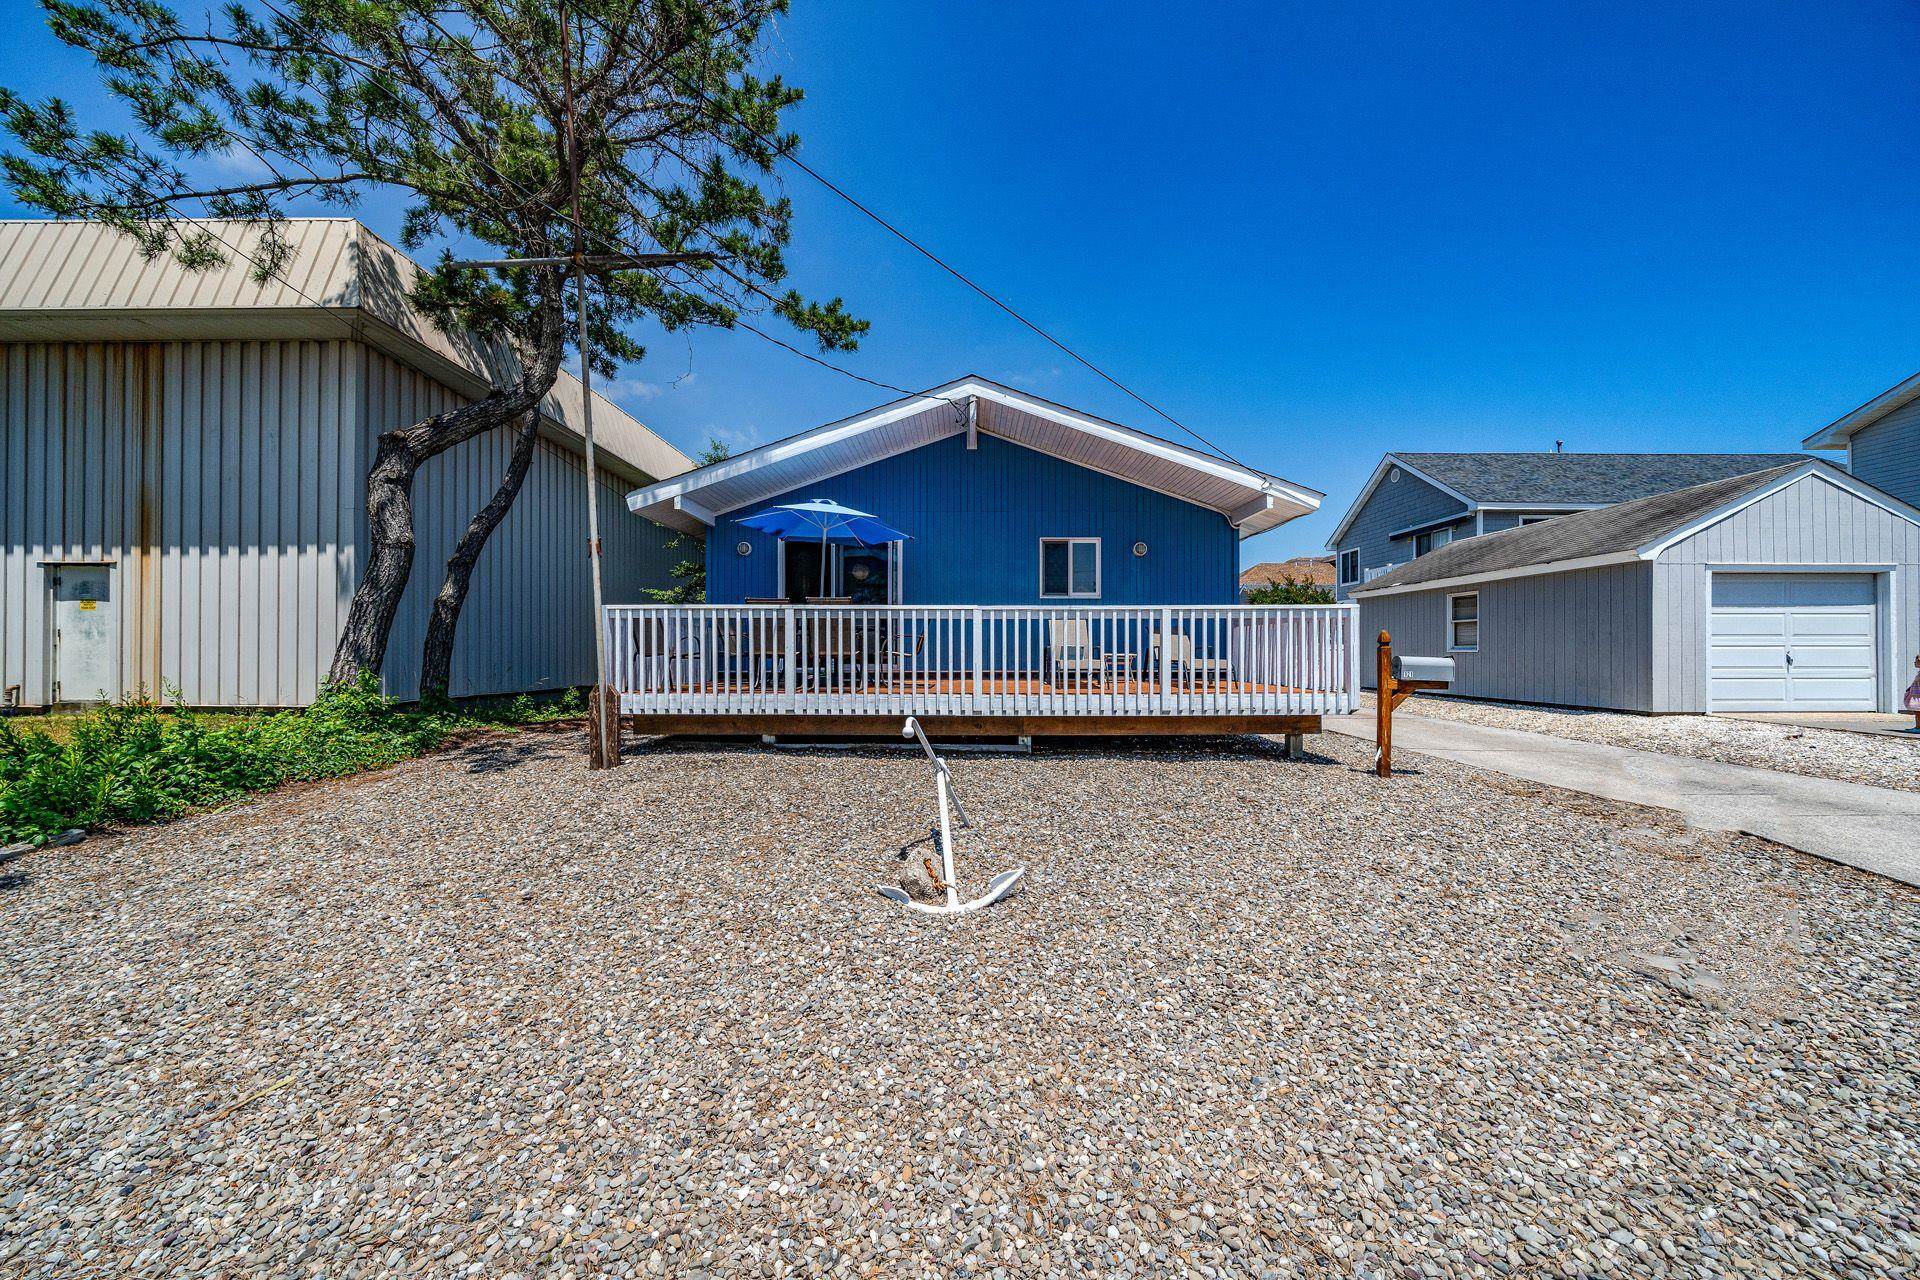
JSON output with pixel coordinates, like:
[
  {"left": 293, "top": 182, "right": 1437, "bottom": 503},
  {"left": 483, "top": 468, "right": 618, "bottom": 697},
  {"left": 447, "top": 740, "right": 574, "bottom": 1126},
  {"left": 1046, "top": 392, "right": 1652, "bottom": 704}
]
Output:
[
  {"left": 1708, "top": 573, "right": 1880, "bottom": 712},
  {"left": 1353, "top": 460, "right": 1919, "bottom": 713}
]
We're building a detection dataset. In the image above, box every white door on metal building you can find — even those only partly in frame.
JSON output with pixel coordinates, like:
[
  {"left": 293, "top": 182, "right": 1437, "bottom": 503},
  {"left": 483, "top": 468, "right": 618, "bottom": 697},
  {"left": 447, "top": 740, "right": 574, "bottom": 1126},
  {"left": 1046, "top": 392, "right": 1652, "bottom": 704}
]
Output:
[
  {"left": 50, "top": 565, "right": 119, "bottom": 704},
  {"left": 1708, "top": 572, "right": 1878, "bottom": 712}
]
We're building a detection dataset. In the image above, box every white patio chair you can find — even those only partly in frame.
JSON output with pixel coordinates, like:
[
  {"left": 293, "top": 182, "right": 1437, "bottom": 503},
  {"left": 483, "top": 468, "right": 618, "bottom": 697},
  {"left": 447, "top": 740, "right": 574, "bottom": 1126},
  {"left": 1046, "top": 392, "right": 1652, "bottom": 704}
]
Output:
[
  {"left": 1154, "top": 631, "right": 1231, "bottom": 681},
  {"left": 1048, "top": 617, "right": 1103, "bottom": 687}
]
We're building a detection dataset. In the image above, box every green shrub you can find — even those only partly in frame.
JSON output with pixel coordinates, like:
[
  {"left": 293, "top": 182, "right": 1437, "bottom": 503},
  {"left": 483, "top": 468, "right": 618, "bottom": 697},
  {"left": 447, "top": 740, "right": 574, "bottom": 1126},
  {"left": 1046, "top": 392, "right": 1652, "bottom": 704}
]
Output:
[
  {"left": 1245, "top": 576, "right": 1336, "bottom": 605},
  {"left": 0, "top": 675, "right": 578, "bottom": 846}
]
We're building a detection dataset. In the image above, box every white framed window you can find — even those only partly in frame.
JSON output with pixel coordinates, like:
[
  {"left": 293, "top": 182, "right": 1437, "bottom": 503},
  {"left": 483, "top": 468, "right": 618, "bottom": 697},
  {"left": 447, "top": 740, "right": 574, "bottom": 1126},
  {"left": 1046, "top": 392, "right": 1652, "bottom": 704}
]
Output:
[
  {"left": 1415, "top": 525, "right": 1454, "bottom": 557},
  {"left": 1447, "top": 592, "right": 1479, "bottom": 652},
  {"left": 1517, "top": 514, "right": 1556, "bottom": 527},
  {"left": 1338, "top": 548, "right": 1361, "bottom": 584},
  {"left": 1040, "top": 537, "right": 1100, "bottom": 598}
]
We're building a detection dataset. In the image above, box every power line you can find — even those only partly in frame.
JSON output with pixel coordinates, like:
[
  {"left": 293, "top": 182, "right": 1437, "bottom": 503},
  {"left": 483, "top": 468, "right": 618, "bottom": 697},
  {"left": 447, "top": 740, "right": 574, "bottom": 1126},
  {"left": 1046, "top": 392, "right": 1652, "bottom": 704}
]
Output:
[
  {"left": 595, "top": 13, "right": 1258, "bottom": 471},
  {"left": 236, "top": 0, "right": 945, "bottom": 405}
]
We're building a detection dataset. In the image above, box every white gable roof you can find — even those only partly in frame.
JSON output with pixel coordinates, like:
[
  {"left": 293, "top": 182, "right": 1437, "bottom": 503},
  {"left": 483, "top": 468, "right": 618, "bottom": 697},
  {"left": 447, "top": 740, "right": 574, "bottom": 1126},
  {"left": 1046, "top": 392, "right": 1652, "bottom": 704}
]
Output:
[{"left": 625, "top": 376, "right": 1321, "bottom": 538}]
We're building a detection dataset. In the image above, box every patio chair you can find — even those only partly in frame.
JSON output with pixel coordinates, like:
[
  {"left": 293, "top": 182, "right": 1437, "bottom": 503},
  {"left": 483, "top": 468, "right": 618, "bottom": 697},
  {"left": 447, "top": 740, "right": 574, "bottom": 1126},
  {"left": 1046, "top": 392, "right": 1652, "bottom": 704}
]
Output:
[
  {"left": 1154, "top": 630, "right": 1231, "bottom": 682},
  {"left": 876, "top": 623, "right": 927, "bottom": 677},
  {"left": 1048, "top": 617, "right": 1103, "bottom": 687}
]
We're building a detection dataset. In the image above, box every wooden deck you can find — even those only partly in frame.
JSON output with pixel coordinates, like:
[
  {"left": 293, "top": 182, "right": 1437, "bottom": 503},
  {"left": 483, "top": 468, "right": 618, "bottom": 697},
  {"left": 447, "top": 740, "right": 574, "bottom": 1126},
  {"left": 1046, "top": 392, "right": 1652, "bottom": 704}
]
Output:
[
  {"left": 620, "top": 712, "right": 1325, "bottom": 738},
  {"left": 603, "top": 603, "right": 1361, "bottom": 735},
  {"left": 657, "top": 675, "right": 1303, "bottom": 697}
]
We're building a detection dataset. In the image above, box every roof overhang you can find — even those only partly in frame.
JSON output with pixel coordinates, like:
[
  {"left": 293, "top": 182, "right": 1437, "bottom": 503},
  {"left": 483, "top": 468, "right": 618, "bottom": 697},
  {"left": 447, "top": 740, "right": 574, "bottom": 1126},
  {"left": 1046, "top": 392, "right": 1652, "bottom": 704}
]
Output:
[
  {"left": 626, "top": 376, "right": 1322, "bottom": 539},
  {"left": 1323, "top": 453, "right": 1473, "bottom": 550},
  {"left": 1803, "top": 368, "right": 1920, "bottom": 450},
  {"left": 1351, "top": 462, "right": 1920, "bottom": 598}
]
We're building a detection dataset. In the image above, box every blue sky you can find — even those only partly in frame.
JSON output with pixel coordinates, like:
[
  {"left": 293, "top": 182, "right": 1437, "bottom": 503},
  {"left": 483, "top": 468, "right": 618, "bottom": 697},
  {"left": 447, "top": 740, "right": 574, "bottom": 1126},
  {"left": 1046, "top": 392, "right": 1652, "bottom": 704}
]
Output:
[{"left": 5, "top": 1, "right": 1919, "bottom": 563}]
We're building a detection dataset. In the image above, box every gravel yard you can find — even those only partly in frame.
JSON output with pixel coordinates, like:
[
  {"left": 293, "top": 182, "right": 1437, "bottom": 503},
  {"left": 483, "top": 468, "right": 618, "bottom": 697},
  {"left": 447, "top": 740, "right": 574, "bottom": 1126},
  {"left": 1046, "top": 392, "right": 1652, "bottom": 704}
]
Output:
[
  {"left": 3, "top": 727, "right": 1917, "bottom": 1279},
  {"left": 1373, "top": 692, "right": 1920, "bottom": 793}
]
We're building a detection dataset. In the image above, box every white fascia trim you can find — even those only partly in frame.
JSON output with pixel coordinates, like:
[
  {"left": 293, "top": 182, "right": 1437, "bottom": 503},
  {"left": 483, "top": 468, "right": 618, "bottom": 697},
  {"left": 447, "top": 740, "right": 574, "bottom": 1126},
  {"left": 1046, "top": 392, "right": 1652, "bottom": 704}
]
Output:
[
  {"left": 1386, "top": 512, "right": 1476, "bottom": 541},
  {"left": 625, "top": 385, "right": 962, "bottom": 513},
  {"left": 1635, "top": 464, "right": 1920, "bottom": 559},
  {"left": 968, "top": 378, "right": 1323, "bottom": 511},
  {"left": 1349, "top": 550, "right": 1642, "bottom": 598},
  {"left": 1802, "top": 368, "right": 1920, "bottom": 449},
  {"left": 1324, "top": 454, "right": 1476, "bottom": 550},
  {"left": 1702, "top": 561, "right": 1897, "bottom": 573},
  {"left": 625, "top": 375, "right": 1322, "bottom": 530},
  {"left": 1386, "top": 504, "right": 1602, "bottom": 541}
]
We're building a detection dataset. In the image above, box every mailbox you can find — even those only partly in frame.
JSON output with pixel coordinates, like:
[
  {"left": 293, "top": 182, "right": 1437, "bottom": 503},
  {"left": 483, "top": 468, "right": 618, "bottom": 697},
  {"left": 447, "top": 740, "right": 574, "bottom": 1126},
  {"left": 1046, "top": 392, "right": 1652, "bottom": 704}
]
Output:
[{"left": 1391, "top": 654, "right": 1455, "bottom": 685}]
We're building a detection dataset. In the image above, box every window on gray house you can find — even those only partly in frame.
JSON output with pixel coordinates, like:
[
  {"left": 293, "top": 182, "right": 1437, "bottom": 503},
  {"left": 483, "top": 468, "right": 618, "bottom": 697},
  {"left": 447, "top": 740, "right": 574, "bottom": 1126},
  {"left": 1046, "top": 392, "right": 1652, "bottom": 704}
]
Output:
[
  {"left": 1338, "top": 549, "right": 1360, "bottom": 584},
  {"left": 1415, "top": 526, "right": 1454, "bottom": 557}
]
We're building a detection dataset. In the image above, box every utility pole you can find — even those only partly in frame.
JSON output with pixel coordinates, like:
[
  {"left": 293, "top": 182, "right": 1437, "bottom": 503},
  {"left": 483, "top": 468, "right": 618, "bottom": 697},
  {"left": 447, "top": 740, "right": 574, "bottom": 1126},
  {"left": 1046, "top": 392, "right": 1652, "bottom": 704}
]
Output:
[{"left": 453, "top": 5, "right": 716, "bottom": 768}]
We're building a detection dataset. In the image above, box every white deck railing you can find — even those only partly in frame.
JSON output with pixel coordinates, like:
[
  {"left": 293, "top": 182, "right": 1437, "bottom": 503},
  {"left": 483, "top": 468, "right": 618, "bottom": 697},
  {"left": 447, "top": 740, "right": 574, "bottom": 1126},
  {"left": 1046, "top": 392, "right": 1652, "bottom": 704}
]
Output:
[{"left": 603, "top": 604, "right": 1360, "bottom": 718}]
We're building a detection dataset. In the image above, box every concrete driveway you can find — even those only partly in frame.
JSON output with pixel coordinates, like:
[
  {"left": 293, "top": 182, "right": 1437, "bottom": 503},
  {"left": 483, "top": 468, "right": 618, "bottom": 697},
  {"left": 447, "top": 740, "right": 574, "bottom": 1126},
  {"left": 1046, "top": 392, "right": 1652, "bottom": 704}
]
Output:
[
  {"left": 1718, "top": 710, "right": 1919, "bottom": 739},
  {"left": 1329, "top": 710, "right": 1920, "bottom": 886}
]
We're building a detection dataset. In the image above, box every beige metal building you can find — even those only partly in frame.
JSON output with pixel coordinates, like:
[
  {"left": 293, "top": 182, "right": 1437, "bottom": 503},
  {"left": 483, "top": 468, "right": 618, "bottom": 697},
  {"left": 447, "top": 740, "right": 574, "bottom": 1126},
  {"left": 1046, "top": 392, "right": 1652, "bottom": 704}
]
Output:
[{"left": 0, "top": 218, "right": 690, "bottom": 708}]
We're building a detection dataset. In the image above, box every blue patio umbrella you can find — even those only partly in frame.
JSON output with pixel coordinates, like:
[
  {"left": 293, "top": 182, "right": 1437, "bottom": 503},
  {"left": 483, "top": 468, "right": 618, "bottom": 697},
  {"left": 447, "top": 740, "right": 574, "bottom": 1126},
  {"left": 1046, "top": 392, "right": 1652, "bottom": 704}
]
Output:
[{"left": 737, "top": 499, "right": 910, "bottom": 596}]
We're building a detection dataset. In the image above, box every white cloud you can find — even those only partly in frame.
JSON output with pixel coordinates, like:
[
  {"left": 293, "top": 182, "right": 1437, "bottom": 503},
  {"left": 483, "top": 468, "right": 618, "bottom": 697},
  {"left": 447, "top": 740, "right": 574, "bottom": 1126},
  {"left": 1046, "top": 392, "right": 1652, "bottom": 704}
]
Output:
[
  {"left": 603, "top": 378, "right": 665, "bottom": 404},
  {"left": 706, "top": 424, "right": 761, "bottom": 454},
  {"left": 603, "top": 370, "right": 696, "bottom": 407},
  {"left": 204, "top": 145, "right": 277, "bottom": 182}
]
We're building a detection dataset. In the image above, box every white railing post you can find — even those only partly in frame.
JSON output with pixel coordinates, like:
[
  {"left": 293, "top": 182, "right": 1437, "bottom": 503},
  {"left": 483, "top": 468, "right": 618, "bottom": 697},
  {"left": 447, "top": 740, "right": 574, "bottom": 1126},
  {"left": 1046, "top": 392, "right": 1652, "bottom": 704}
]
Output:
[
  {"left": 1345, "top": 601, "right": 1361, "bottom": 714},
  {"left": 1158, "top": 606, "right": 1173, "bottom": 712},
  {"left": 783, "top": 607, "right": 797, "bottom": 703},
  {"left": 971, "top": 606, "right": 984, "bottom": 714}
]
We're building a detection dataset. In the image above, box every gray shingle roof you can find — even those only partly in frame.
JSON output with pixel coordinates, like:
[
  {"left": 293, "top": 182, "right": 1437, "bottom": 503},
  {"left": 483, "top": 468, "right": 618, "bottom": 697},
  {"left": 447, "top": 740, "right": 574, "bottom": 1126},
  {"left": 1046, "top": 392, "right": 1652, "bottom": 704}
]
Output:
[
  {"left": 1395, "top": 452, "right": 1811, "bottom": 505},
  {"left": 1355, "top": 462, "right": 1812, "bottom": 593}
]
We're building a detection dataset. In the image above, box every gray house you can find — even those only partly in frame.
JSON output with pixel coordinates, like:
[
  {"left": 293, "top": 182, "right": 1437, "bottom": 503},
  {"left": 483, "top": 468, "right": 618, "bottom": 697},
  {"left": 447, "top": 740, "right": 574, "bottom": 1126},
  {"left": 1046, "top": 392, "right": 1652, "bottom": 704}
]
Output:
[
  {"left": 0, "top": 219, "right": 689, "bottom": 709},
  {"left": 1804, "top": 370, "right": 1920, "bottom": 508},
  {"left": 1326, "top": 452, "right": 1808, "bottom": 601},
  {"left": 1351, "top": 460, "right": 1920, "bottom": 713}
]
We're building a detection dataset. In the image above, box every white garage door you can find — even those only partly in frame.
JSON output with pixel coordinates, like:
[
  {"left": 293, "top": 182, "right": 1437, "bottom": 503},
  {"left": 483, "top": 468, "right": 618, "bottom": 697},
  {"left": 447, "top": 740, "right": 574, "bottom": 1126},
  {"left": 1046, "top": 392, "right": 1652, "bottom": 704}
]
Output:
[{"left": 1708, "top": 573, "right": 1879, "bottom": 712}]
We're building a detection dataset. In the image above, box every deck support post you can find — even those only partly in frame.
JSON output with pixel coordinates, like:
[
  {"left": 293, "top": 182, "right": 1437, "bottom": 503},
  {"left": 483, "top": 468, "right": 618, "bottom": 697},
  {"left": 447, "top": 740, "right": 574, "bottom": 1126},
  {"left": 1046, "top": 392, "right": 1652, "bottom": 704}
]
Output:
[{"left": 1283, "top": 732, "right": 1304, "bottom": 760}]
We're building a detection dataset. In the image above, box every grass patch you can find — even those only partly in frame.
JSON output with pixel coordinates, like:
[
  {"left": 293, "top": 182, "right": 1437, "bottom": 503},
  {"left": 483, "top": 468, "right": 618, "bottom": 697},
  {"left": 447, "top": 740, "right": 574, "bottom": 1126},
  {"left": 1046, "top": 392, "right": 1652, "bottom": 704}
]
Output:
[{"left": 0, "top": 678, "right": 584, "bottom": 846}]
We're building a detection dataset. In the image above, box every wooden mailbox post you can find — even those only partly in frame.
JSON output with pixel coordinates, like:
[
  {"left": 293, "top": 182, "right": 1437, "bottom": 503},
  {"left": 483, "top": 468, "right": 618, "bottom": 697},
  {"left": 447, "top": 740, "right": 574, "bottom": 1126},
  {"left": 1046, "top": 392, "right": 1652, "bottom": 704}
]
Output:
[{"left": 1374, "top": 631, "right": 1452, "bottom": 777}]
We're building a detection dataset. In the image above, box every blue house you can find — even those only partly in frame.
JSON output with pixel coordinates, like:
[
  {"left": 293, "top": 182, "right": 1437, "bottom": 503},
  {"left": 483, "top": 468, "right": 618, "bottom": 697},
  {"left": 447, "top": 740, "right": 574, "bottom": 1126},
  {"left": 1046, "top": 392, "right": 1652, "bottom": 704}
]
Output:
[
  {"left": 611, "top": 379, "right": 1353, "bottom": 739},
  {"left": 627, "top": 377, "right": 1323, "bottom": 606},
  {"left": 1803, "top": 369, "right": 1920, "bottom": 509}
]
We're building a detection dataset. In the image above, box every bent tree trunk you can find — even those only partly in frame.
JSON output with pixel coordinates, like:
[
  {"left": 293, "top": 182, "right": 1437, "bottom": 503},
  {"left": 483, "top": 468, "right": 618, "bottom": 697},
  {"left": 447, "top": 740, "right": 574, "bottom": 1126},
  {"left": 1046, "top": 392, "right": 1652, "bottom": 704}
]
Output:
[
  {"left": 328, "top": 288, "right": 567, "bottom": 688},
  {"left": 417, "top": 405, "right": 543, "bottom": 703}
]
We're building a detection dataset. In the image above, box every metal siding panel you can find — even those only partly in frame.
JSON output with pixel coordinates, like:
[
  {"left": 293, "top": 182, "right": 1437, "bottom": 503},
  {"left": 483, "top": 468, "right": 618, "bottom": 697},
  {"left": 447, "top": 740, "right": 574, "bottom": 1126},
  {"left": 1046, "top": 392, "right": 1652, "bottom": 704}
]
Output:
[
  {"left": 354, "top": 346, "right": 679, "bottom": 701},
  {"left": 6, "top": 339, "right": 368, "bottom": 706}
]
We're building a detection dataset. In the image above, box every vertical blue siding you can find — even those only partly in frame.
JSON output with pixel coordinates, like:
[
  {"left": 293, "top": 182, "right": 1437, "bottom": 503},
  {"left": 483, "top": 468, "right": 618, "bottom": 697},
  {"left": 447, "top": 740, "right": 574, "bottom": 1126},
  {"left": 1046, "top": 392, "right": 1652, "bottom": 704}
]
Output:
[{"left": 704, "top": 433, "right": 1239, "bottom": 604}]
